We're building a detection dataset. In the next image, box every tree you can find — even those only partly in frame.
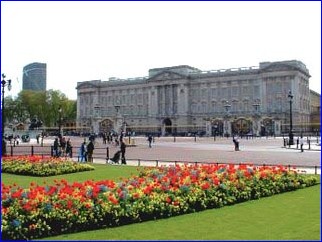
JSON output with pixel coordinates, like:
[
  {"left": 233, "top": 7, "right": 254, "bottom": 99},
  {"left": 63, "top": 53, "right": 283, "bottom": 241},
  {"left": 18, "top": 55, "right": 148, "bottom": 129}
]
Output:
[{"left": 4, "top": 89, "right": 76, "bottom": 129}]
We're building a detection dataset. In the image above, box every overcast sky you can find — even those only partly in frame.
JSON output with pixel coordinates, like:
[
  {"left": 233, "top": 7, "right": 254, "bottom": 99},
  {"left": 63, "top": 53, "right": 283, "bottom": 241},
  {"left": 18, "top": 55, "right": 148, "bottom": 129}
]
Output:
[{"left": 1, "top": 1, "right": 321, "bottom": 100}]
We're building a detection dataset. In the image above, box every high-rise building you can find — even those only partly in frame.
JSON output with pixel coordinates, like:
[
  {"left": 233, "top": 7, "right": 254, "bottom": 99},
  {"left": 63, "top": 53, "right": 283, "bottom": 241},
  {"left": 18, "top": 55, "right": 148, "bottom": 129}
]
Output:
[
  {"left": 76, "top": 60, "right": 314, "bottom": 136},
  {"left": 22, "top": 62, "right": 47, "bottom": 91}
]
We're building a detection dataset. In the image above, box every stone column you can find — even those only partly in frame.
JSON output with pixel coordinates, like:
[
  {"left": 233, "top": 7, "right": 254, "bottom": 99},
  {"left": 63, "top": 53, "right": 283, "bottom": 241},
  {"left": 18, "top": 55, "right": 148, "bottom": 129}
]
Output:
[
  {"left": 148, "top": 87, "right": 157, "bottom": 116},
  {"left": 114, "top": 107, "right": 124, "bottom": 134},
  {"left": 274, "top": 120, "right": 281, "bottom": 135},
  {"left": 178, "top": 84, "right": 188, "bottom": 115},
  {"left": 92, "top": 118, "right": 100, "bottom": 134},
  {"left": 161, "top": 123, "right": 166, "bottom": 136},
  {"left": 206, "top": 121, "right": 212, "bottom": 136},
  {"left": 114, "top": 115, "right": 124, "bottom": 134},
  {"left": 252, "top": 119, "right": 260, "bottom": 136}
]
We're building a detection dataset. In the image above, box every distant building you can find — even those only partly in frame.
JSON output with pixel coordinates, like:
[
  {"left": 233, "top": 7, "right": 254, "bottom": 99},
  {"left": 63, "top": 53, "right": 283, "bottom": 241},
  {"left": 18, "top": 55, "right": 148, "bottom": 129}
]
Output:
[
  {"left": 309, "top": 90, "right": 321, "bottom": 133},
  {"left": 22, "top": 62, "right": 47, "bottom": 91},
  {"left": 76, "top": 60, "right": 314, "bottom": 136}
]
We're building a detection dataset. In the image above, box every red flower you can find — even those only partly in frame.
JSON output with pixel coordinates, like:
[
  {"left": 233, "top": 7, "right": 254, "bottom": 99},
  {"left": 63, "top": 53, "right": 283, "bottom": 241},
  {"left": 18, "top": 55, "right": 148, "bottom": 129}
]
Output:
[
  {"left": 173, "top": 200, "right": 180, "bottom": 206},
  {"left": 85, "top": 203, "right": 92, "bottom": 209},
  {"left": 108, "top": 196, "right": 118, "bottom": 205},
  {"left": 201, "top": 182, "right": 210, "bottom": 190},
  {"left": 23, "top": 202, "right": 33, "bottom": 211},
  {"left": 133, "top": 193, "right": 140, "bottom": 199},
  {"left": 11, "top": 189, "right": 23, "bottom": 199},
  {"left": 67, "top": 200, "right": 73, "bottom": 209},
  {"left": 212, "top": 177, "right": 220, "bottom": 186}
]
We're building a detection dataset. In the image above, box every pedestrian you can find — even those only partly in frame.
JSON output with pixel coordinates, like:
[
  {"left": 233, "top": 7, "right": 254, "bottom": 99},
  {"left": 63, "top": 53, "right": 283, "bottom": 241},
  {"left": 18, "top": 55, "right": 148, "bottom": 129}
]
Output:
[
  {"left": 13, "top": 136, "right": 19, "bottom": 146},
  {"left": 296, "top": 137, "right": 299, "bottom": 148},
  {"left": 148, "top": 134, "right": 153, "bottom": 148},
  {"left": 120, "top": 140, "right": 127, "bottom": 164},
  {"left": 102, "top": 133, "right": 106, "bottom": 144},
  {"left": 65, "top": 138, "right": 72, "bottom": 158},
  {"left": 2, "top": 138, "right": 7, "bottom": 156},
  {"left": 120, "top": 132, "right": 124, "bottom": 143},
  {"left": 79, "top": 141, "right": 87, "bottom": 162},
  {"left": 114, "top": 136, "right": 119, "bottom": 146},
  {"left": 53, "top": 138, "right": 60, "bottom": 157},
  {"left": 60, "top": 136, "right": 66, "bottom": 156},
  {"left": 41, "top": 133, "right": 44, "bottom": 146},
  {"left": 300, "top": 136, "right": 304, "bottom": 152},
  {"left": 233, "top": 136, "right": 240, "bottom": 151},
  {"left": 87, "top": 140, "right": 95, "bottom": 163}
]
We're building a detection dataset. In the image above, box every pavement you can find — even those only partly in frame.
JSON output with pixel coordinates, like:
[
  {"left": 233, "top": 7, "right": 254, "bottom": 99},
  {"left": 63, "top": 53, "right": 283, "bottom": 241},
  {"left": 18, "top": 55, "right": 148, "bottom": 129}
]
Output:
[{"left": 5, "top": 136, "right": 321, "bottom": 174}]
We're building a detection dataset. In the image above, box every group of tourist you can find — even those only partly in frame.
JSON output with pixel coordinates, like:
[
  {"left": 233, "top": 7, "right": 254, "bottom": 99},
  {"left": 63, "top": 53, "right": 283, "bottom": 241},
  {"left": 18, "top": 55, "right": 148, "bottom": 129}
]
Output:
[
  {"left": 78, "top": 139, "right": 95, "bottom": 163},
  {"left": 101, "top": 131, "right": 124, "bottom": 146},
  {"left": 53, "top": 135, "right": 72, "bottom": 158}
]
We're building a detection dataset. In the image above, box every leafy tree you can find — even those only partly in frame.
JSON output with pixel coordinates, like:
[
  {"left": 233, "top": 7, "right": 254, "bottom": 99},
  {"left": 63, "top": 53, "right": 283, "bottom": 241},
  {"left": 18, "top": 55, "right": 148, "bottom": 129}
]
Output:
[{"left": 3, "top": 90, "right": 76, "bottom": 128}]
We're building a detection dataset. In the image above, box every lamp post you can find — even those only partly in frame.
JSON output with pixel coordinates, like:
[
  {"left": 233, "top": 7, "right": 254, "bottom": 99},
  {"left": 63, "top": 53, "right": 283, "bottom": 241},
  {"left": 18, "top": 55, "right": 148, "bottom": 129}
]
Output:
[
  {"left": 58, "top": 106, "right": 62, "bottom": 137},
  {"left": 288, "top": 90, "right": 294, "bottom": 145},
  {"left": 2, "top": 74, "right": 12, "bottom": 155}
]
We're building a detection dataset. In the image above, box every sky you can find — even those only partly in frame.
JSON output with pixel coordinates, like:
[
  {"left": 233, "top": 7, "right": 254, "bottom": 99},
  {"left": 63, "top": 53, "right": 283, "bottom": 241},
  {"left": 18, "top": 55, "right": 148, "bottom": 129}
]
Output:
[{"left": 1, "top": 1, "right": 321, "bottom": 100}]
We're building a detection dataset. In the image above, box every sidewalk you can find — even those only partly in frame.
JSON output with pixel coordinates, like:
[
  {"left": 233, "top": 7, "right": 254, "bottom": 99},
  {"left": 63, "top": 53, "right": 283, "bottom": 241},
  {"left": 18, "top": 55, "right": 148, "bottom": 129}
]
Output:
[{"left": 283, "top": 143, "right": 321, "bottom": 152}]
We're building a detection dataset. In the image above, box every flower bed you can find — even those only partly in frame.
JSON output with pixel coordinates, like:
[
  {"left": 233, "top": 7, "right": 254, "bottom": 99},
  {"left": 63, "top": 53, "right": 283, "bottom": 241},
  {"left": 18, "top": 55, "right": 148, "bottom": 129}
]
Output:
[
  {"left": 1, "top": 156, "right": 95, "bottom": 176},
  {"left": 1, "top": 163, "right": 318, "bottom": 240}
]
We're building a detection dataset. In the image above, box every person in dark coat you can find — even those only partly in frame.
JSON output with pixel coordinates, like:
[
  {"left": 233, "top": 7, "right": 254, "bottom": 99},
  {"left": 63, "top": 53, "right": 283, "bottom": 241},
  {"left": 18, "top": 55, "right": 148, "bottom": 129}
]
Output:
[
  {"left": 53, "top": 138, "right": 60, "bottom": 157},
  {"left": 65, "top": 138, "right": 72, "bottom": 158},
  {"left": 148, "top": 135, "right": 153, "bottom": 148},
  {"left": 79, "top": 141, "right": 87, "bottom": 162},
  {"left": 2, "top": 138, "right": 7, "bottom": 156},
  {"left": 233, "top": 136, "right": 240, "bottom": 151},
  {"left": 120, "top": 141, "right": 126, "bottom": 164},
  {"left": 86, "top": 140, "right": 95, "bottom": 163}
]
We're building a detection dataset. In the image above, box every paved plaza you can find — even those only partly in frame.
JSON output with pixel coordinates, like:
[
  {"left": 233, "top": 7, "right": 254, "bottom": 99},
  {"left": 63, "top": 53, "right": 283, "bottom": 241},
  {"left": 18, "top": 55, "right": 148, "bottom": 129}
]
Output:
[
  {"left": 7, "top": 135, "right": 320, "bottom": 174},
  {"left": 106, "top": 136, "right": 320, "bottom": 169}
]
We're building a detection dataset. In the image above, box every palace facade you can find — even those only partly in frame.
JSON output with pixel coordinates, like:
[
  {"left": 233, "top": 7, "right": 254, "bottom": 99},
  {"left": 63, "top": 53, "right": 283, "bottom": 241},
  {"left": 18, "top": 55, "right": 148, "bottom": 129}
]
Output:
[{"left": 76, "top": 60, "right": 312, "bottom": 136}]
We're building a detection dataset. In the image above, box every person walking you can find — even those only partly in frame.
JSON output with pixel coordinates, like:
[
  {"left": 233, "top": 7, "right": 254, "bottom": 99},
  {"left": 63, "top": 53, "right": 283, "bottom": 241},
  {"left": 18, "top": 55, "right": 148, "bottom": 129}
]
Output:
[
  {"left": 233, "top": 136, "right": 240, "bottom": 151},
  {"left": 53, "top": 138, "right": 60, "bottom": 157},
  {"left": 102, "top": 133, "right": 107, "bottom": 144},
  {"left": 79, "top": 141, "right": 87, "bottom": 162},
  {"left": 148, "top": 134, "right": 153, "bottom": 148},
  {"left": 87, "top": 140, "right": 95, "bottom": 163},
  {"left": 65, "top": 138, "right": 72, "bottom": 158},
  {"left": 120, "top": 140, "right": 127, "bottom": 165},
  {"left": 300, "top": 136, "right": 304, "bottom": 152},
  {"left": 36, "top": 134, "right": 40, "bottom": 144},
  {"left": 60, "top": 136, "right": 66, "bottom": 156}
]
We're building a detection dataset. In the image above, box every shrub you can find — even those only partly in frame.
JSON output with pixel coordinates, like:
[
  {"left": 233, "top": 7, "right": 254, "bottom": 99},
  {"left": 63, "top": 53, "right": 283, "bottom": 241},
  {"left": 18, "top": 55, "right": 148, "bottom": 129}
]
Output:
[{"left": 1, "top": 156, "right": 95, "bottom": 176}]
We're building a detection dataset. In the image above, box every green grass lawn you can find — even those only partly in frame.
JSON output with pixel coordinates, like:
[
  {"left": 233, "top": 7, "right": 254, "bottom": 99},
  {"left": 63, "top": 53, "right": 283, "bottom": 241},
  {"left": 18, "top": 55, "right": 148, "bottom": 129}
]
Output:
[
  {"left": 1, "top": 164, "right": 143, "bottom": 187},
  {"left": 2, "top": 164, "right": 321, "bottom": 240}
]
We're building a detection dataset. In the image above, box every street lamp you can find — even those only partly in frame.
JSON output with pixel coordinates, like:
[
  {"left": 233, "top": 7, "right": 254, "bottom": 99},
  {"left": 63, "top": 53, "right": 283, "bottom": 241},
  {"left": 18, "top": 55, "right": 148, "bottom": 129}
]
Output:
[
  {"left": 288, "top": 90, "right": 294, "bottom": 145},
  {"left": 2, "top": 74, "right": 12, "bottom": 155},
  {"left": 58, "top": 106, "right": 62, "bottom": 137}
]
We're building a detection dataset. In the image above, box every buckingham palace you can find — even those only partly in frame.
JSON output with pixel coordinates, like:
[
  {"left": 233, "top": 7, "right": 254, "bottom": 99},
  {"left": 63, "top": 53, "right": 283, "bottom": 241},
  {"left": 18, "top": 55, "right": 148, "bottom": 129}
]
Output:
[{"left": 76, "top": 60, "right": 312, "bottom": 136}]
